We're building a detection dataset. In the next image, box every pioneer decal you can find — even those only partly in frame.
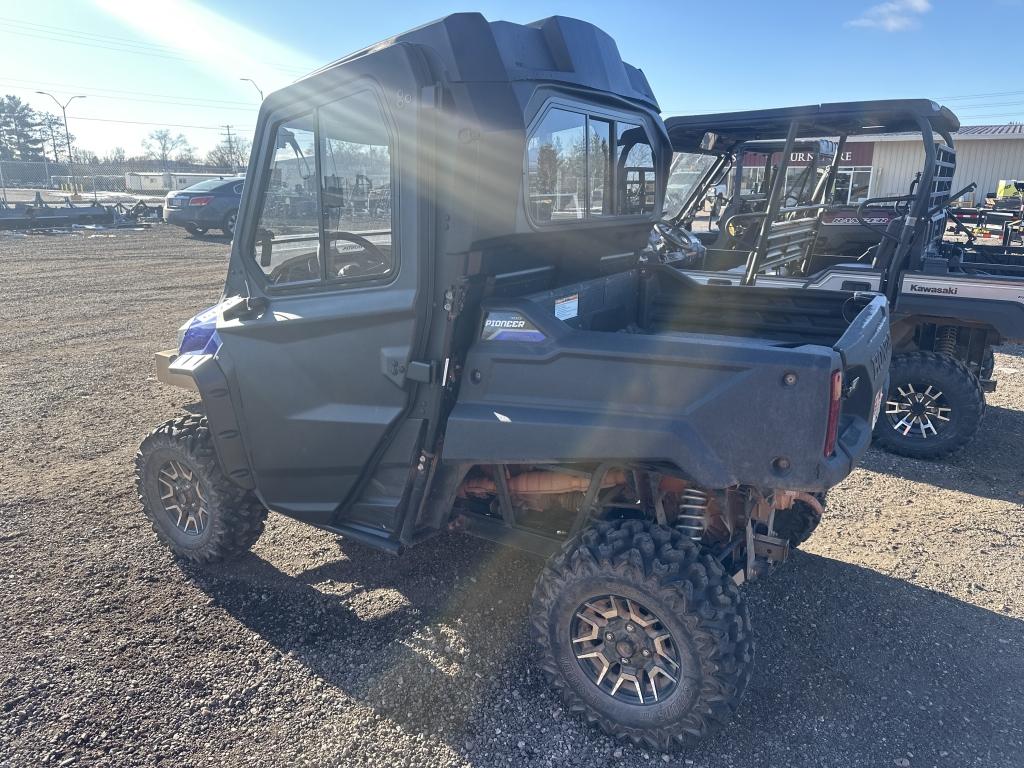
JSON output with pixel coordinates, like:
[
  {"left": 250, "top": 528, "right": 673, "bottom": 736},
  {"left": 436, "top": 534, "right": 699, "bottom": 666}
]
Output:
[
  {"left": 481, "top": 311, "right": 546, "bottom": 342},
  {"left": 909, "top": 284, "right": 958, "bottom": 295}
]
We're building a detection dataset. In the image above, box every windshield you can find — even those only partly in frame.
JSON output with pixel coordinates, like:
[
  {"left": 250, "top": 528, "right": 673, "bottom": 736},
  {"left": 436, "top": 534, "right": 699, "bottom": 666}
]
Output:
[{"left": 664, "top": 152, "right": 719, "bottom": 216}]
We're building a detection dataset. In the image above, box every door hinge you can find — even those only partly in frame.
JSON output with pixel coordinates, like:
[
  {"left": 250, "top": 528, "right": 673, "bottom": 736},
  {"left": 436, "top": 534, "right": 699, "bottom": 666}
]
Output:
[
  {"left": 406, "top": 360, "right": 436, "bottom": 384},
  {"left": 443, "top": 283, "right": 467, "bottom": 320}
]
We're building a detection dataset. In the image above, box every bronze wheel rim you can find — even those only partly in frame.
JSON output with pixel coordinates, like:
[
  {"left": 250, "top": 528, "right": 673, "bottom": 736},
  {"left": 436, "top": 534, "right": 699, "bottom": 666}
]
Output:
[{"left": 571, "top": 594, "right": 681, "bottom": 705}]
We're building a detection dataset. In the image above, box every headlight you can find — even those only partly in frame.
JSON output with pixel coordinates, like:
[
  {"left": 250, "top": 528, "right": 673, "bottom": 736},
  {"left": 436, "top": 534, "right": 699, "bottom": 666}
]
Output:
[{"left": 175, "top": 304, "right": 223, "bottom": 355}]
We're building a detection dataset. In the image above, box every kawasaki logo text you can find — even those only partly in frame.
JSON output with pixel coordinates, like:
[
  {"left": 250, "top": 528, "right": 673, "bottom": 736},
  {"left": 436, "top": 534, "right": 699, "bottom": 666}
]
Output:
[{"left": 909, "top": 284, "right": 957, "bottom": 295}]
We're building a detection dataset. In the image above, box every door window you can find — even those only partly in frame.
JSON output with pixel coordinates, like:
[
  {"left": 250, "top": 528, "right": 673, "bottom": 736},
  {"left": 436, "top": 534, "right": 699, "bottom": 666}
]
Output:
[
  {"left": 252, "top": 116, "right": 321, "bottom": 286},
  {"left": 318, "top": 91, "right": 393, "bottom": 282},
  {"left": 250, "top": 91, "right": 394, "bottom": 288}
]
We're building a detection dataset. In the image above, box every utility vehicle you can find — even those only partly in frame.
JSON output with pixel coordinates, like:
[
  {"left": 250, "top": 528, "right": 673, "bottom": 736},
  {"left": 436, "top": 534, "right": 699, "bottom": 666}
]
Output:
[
  {"left": 654, "top": 101, "right": 1024, "bottom": 459},
  {"left": 136, "top": 14, "right": 889, "bottom": 749}
]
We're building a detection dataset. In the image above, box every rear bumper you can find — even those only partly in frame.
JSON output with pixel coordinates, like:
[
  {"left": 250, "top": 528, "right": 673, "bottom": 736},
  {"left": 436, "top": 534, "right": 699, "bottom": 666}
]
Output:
[{"left": 165, "top": 207, "right": 222, "bottom": 228}]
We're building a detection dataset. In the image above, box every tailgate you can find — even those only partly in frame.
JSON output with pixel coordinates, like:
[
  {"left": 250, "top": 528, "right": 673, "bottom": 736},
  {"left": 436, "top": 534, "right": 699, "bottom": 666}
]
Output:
[{"left": 831, "top": 294, "right": 891, "bottom": 470}]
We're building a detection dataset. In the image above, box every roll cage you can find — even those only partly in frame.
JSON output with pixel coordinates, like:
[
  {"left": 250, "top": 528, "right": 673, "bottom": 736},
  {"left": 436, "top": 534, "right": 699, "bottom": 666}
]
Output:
[{"left": 664, "top": 100, "right": 962, "bottom": 301}]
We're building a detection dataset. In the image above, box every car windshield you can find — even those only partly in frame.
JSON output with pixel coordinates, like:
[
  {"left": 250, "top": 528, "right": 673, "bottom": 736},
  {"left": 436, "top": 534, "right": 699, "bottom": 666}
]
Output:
[
  {"left": 664, "top": 152, "right": 719, "bottom": 216},
  {"left": 183, "top": 179, "right": 236, "bottom": 192}
]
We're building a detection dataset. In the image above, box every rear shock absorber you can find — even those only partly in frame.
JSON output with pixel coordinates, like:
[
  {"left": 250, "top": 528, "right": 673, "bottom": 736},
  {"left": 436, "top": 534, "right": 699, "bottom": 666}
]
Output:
[
  {"left": 935, "top": 325, "right": 959, "bottom": 357},
  {"left": 676, "top": 489, "right": 708, "bottom": 542}
]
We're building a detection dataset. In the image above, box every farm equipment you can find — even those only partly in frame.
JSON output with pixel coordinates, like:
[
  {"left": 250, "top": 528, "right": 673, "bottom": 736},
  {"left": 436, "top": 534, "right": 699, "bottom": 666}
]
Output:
[
  {"left": 0, "top": 193, "right": 162, "bottom": 230},
  {"left": 655, "top": 101, "right": 1024, "bottom": 459},
  {"left": 0, "top": 193, "right": 113, "bottom": 230},
  {"left": 135, "top": 14, "right": 889, "bottom": 749}
]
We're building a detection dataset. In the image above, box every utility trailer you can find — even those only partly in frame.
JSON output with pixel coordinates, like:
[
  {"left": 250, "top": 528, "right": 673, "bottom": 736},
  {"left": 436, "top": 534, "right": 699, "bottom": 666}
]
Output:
[
  {"left": 656, "top": 101, "right": 1024, "bottom": 459},
  {"left": 135, "top": 14, "right": 889, "bottom": 749}
]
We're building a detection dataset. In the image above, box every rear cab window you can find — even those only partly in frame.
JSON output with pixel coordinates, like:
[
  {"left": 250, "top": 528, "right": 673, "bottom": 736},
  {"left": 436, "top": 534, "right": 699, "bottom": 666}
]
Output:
[{"left": 526, "top": 105, "right": 657, "bottom": 225}]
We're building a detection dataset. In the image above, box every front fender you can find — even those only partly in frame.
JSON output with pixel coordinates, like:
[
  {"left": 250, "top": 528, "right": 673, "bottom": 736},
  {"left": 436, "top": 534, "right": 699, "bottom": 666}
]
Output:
[{"left": 157, "top": 351, "right": 255, "bottom": 490}]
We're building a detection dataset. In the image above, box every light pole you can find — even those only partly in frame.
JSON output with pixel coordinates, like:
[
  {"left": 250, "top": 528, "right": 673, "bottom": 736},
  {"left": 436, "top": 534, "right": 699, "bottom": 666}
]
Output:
[
  {"left": 240, "top": 78, "right": 264, "bottom": 101},
  {"left": 36, "top": 91, "right": 85, "bottom": 193}
]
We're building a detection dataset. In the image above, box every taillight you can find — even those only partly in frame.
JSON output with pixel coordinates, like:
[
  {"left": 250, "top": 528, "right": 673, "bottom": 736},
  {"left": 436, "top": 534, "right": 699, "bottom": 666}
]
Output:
[
  {"left": 188, "top": 196, "right": 213, "bottom": 206},
  {"left": 823, "top": 369, "right": 842, "bottom": 457}
]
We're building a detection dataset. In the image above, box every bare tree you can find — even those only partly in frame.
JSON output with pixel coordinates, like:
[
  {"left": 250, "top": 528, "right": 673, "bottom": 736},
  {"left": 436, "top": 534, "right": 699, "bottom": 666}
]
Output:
[
  {"left": 143, "top": 129, "right": 192, "bottom": 170},
  {"left": 206, "top": 135, "right": 251, "bottom": 170},
  {"left": 39, "top": 113, "right": 71, "bottom": 162},
  {"left": 175, "top": 145, "right": 198, "bottom": 165},
  {"left": 103, "top": 146, "right": 127, "bottom": 164}
]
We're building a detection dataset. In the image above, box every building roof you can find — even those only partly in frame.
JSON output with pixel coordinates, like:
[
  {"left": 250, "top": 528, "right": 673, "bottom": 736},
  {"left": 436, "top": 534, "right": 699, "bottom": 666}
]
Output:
[
  {"left": 847, "top": 123, "right": 1024, "bottom": 142},
  {"left": 956, "top": 124, "right": 1024, "bottom": 136}
]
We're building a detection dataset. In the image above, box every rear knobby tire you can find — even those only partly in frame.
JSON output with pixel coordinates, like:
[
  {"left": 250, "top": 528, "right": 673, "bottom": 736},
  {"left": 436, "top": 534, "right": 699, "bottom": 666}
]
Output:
[
  {"left": 135, "top": 414, "right": 267, "bottom": 563},
  {"left": 530, "top": 519, "right": 753, "bottom": 750},
  {"left": 872, "top": 351, "right": 984, "bottom": 460}
]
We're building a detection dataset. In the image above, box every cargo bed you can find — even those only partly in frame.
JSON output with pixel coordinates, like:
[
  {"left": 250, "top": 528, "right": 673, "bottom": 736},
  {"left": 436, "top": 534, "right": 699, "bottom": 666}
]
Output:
[{"left": 442, "top": 265, "right": 889, "bottom": 492}]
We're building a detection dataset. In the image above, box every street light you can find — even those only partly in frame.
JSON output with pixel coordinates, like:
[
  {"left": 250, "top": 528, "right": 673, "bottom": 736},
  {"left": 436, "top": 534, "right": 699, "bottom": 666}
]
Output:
[
  {"left": 240, "top": 78, "right": 264, "bottom": 101},
  {"left": 36, "top": 91, "right": 85, "bottom": 193}
]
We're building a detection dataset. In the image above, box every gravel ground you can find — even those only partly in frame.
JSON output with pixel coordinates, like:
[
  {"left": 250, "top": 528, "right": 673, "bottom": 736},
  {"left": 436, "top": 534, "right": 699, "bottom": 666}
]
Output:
[{"left": 1, "top": 225, "right": 1022, "bottom": 768}]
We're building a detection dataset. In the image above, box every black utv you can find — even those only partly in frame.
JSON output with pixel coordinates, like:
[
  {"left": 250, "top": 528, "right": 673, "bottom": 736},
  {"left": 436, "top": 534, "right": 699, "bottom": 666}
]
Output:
[
  {"left": 655, "top": 102, "right": 1024, "bottom": 459},
  {"left": 136, "top": 14, "right": 890, "bottom": 750}
]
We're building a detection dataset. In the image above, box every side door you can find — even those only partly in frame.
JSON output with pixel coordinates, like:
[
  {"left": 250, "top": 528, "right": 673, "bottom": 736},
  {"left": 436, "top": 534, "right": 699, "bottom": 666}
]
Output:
[{"left": 215, "top": 61, "right": 432, "bottom": 528}]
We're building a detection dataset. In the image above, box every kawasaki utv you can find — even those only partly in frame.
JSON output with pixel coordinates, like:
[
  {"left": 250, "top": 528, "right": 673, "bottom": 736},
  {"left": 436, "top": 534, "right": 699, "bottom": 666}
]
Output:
[
  {"left": 136, "top": 14, "right": 889, "bottom": 750},
  {"left": 654, "top": 101, "right": 1024, "bottom": 460}
]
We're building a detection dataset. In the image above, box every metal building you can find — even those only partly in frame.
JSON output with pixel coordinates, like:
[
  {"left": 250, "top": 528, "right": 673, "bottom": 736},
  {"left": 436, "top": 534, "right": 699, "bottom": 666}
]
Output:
[{"left": 850, "top": 124, "right": 1024, "bottom": 206}]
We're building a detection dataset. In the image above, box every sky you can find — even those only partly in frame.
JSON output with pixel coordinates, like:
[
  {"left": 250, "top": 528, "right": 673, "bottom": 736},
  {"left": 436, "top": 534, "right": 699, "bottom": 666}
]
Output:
[{"left": 1, "top": 0, "right": 1023, "bottom": 159}]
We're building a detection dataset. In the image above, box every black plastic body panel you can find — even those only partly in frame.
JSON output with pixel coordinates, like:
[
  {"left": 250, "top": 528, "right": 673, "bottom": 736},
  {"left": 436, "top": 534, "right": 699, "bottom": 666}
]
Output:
[
  {"left": 170, "top": 353, "right": 254, "bottom": 490},
  {"left": 443, "top": 268, "right": 889, "bottom": 492}
]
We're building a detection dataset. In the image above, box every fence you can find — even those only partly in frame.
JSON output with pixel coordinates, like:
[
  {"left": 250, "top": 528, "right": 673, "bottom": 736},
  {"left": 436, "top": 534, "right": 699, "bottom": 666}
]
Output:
[{"left": 0, "top": 159, "right": 241, "bottom": 198}]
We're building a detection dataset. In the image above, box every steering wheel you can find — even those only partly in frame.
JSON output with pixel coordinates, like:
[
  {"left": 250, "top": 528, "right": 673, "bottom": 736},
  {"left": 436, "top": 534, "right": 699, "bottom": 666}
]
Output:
[
  {"left": 328, "top": 232, "right": 388, "bottom": 278},
  {"left": 654, "top": 220, "right": 694, "bottom": 251}
]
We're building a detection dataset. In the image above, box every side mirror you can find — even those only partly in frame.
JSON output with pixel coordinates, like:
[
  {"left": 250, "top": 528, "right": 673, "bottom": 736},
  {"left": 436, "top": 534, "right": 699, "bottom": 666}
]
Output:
[
  {"left": 275, "top": 129, "right": 294, "bottom": 150},
  {"left": 257, "top": 228, "right": 274, "bottom": 267},
  {"left": 700, "top": 132, "right": 719, "bottom": 152}
]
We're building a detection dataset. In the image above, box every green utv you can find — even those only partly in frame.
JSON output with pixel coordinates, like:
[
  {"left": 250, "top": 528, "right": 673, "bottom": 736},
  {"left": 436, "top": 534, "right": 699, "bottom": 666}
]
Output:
[{"left": 137, "top": 14, "right": 890, "bottom": 749}]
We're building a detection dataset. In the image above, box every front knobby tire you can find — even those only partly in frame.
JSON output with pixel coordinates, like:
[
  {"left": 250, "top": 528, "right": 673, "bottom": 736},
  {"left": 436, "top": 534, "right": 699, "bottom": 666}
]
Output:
[
  {"left": 873, "top": 351, "right": 985, "bottom": 460},
  {"left": 530, "top": 519, "right": 753, "bottom": 750},
  {"left": 135, "top": 414, "right": 267, "bottom": 563}
]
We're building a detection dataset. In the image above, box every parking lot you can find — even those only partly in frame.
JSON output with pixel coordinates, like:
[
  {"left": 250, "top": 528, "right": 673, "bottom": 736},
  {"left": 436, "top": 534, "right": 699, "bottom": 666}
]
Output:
[{"left": 1, "top": 225, "right": 1023, "bottom": 767}]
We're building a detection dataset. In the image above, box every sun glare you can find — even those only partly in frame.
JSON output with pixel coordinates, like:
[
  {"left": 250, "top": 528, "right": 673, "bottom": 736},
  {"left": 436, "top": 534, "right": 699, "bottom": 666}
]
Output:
[{"left": 91, "top": 0, "right": 319, "bottom": 94}]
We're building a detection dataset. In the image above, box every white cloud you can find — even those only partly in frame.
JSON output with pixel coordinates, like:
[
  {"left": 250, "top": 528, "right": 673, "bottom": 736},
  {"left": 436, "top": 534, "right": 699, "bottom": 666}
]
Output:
[{"left": 846, "top": 0, "right": 932, "bottom": 31}]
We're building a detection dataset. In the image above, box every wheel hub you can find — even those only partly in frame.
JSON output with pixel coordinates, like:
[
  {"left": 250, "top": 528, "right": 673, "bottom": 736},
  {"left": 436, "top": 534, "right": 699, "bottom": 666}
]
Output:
[
  {"left": 571, "top": 595, "right": 681, "bottom": 705},
  {"left": 885, "top": 382, "right": 951, "bottom": 439},
  {"left": 157, "top": 459, "right": 209, "bottom": 536}
]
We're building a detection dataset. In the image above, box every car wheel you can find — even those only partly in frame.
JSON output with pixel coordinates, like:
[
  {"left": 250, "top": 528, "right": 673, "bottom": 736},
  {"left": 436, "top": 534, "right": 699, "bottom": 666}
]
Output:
[
  {"left": 222, "top": 210, "right": 237, "bottom": 238},
  {"left": 185, "top": 223, "right": 208, "bottom": 236}
]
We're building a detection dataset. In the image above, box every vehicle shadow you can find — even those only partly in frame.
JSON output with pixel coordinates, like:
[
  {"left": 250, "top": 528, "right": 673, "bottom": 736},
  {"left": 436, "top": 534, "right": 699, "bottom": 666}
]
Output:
[
  {"left": 857, "top": 402, "right": 1024, "bottom": 505},
  {"left": 190, "top": 534, "right": 1024, "bottom": 766}
]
